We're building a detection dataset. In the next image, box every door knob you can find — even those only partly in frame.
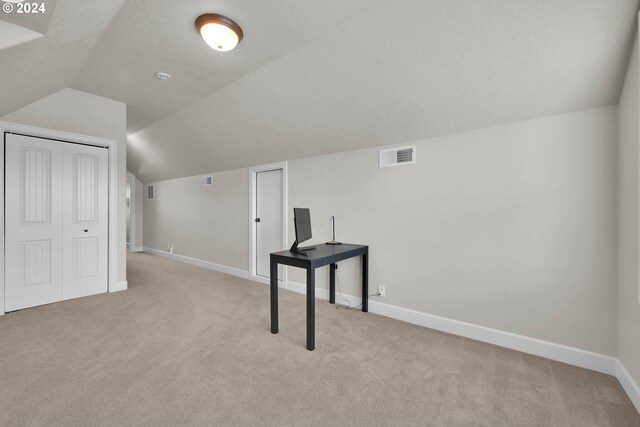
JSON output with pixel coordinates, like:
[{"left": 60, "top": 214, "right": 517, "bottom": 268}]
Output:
[
  {"left": 255, "top": 218, "right": 261, "bottom": 223},
  {"left": 84, "top": 229, "right": 88, "bottom": 232}
]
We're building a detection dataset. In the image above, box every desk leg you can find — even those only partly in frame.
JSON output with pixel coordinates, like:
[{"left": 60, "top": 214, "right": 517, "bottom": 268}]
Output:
[
  {"left": 270, "top": 258, "right": 278, "bottom": 334},
  {"left": 362, "top": 251, "right": 368, "bottom": 313},
  {"left": 329, "top": 263, "right": 336, "bottom": 304},
  {"left": 306, "top": 268, "right": 315, "bottom": 351}
]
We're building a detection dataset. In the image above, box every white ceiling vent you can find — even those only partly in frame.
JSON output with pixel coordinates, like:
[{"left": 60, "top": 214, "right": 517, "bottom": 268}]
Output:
[
  {"left": 200, "top": 175, "right": 213, "bottom": 186},
  {"left": 147, "top": 185, "right": 155, "bottom": 200},
  {"left": 379, "top": 145, "right": 416, "bottom": 168}
]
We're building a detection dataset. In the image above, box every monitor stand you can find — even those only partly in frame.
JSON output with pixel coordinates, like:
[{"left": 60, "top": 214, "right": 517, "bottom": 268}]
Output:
[{"left": 290, "top": 241, "right": 316, "bottom": 257}]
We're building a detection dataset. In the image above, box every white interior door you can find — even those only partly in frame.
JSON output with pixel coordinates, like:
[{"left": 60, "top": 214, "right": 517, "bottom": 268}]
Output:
[
  {"left": 5, "top": 134, "right": 64, "bottom": 311},
  {"left": 256, "top": 169, "right": 283, "bottom": 278},
  {"left": 62, "top": 142, "right": 109, "bottom": 300},
  {"left": 5, "top": 133, "right": 109, "bottom": 311}
]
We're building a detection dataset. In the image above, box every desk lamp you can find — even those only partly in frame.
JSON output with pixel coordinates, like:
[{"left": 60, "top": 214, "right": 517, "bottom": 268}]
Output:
[{"left": 326, "top": 216, "right": 342, "bottom": 245}]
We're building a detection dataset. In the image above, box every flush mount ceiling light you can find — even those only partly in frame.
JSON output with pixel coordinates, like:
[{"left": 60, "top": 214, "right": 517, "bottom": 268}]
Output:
[
  {"left": 195, "top": 14, "right": 243, "bottom": 52},
  {"left": 155, "top": 71, "right": 172, "bottom": 80}
]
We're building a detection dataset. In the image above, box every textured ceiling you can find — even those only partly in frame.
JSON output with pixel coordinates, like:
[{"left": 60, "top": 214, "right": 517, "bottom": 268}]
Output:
[
  {"left": 71, "top": 0, "right": 378, "bottom": 133},
  {"left": 1, "top": 0, "right": 57, "bottom": 34},
  {"left": 0, "top": 0, "right": 126, "bottom": 117},
  {"left": 1, "top": 0, "right": 638, "bottom": 183},
  {"left": 0, "top": 20, "right": 43, "bottom": 50},
  {"left": 128, "top": 0, "right": 639, "bottom": 182}
]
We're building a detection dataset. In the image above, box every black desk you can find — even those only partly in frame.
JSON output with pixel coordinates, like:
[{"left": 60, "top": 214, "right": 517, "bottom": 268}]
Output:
[{"left": 270, "top": 243, "right": 369, "bottom": 351}]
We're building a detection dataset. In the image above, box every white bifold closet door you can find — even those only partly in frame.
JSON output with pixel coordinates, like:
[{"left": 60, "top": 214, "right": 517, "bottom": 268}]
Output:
[
  {"left": 5, "top": 134, "right": 63, "bottom": 310},
  {"left": 5, "top": 133, "right": 108, "bottom": 311},
  {"left": 61, "top": 141, "right": 109, "bottom": 300}
]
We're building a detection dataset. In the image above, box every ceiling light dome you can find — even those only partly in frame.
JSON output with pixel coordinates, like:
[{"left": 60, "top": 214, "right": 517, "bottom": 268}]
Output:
[{"left": 195, "top": 14, "right": 243, "bottom": 52}]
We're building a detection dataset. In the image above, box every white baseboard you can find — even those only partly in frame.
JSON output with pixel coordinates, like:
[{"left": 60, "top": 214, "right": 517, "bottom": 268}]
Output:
[
  {"left": 131, "top": 246, "right": 144, "bottom": 253},
  {"left": 616, "top": 360, "right": 640, "bottom": 413},
  {"left": 286, "top": 280, "right": 357, "bottom": 306},
  {"left": 141, "top": 250, "right": 639, "bottom": 413},
  {"left": 250, "top": 274, "right": 287, "bottom": 288},
  {"left": 143, "top": 247, "right": 249, "bottom": 280},
  {"left": 286, "top": 280, "right": 617, "bottom": 375},
  {"left": 111, "top": 280, "right": 128, "bottom": 292}
]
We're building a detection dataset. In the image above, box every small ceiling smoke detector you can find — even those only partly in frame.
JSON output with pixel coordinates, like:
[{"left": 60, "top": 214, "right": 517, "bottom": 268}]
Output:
[
  {"left": 155, "top": 72, "right": 172, "bottom": 80},
  {"left": 195, "top": 14, "right": 243, "bottom": 52}
]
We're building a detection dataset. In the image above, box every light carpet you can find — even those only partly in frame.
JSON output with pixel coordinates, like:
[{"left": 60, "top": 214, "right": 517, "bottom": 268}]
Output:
[{"left": 0, "top": 252, "right": 638, "bottom": 426}]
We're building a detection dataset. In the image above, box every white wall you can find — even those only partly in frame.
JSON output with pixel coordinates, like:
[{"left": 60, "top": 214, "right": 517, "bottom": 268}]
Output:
[
  {"left": 617, "top": 30, "right": 640, "bottom": 386},
  {"left": 143, "top": 169, "right": 248, "bottom": 271},
  {"left": 143, "top": 106, "right": 618, "bottom": 356},
  {"left": 2, "top": 88, "right": 128, "bottom": 283}
]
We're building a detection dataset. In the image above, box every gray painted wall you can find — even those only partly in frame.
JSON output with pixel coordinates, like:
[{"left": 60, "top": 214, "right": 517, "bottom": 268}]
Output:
[
  {"left": 617, "top": 30, "right": 640, "bottom": 386},
  {"left": 143, "top": 169, "right": 248, "bottom": 271},
  {"left": 287, "top": 106, "right": 618, "bottom": 356},
  {"left": 143, "top": 106, "right": 618, "bottom": 356}
]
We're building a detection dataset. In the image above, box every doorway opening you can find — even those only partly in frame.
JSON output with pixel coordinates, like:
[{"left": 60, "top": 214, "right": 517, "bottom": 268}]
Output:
[{"left": 126, "top": 173, "right": 138, "bottom": 252}]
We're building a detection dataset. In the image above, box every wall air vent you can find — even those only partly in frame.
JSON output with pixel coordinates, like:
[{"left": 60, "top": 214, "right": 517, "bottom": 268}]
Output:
[
  {"left": 200, "top": 175, "right": 213, "bottom": 186},
  {"left": 379, "top": 145, "right": 416, "bottom": 168},
  {"left": 147, "top": 185, "right": 155, "bottom": 200}
]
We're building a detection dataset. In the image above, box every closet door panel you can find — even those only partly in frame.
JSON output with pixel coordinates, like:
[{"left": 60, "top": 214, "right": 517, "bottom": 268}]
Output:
[{"left": 5, "top": 134, "right": 63, "bottom": 311}]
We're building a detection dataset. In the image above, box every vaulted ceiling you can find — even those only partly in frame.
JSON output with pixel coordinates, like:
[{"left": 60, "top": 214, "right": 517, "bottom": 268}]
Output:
[{"left": 1, "top": 0, "right": 638, "bottom": 182}]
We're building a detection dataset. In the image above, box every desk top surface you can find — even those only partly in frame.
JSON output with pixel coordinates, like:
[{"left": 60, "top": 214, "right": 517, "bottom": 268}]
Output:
[{"left": 271, "top": 243, "right": 367, "bottom": 261}]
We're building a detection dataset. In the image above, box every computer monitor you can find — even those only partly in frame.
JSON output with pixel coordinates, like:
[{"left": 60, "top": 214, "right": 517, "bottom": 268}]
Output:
[{"left": 291, "top": 208, "right": 316, "bottom": 256}]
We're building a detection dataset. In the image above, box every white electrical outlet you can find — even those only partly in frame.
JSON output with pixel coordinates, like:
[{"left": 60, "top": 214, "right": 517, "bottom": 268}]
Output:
[{"left": 378, "top": 285, "right": 386, "bottom": 297}]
